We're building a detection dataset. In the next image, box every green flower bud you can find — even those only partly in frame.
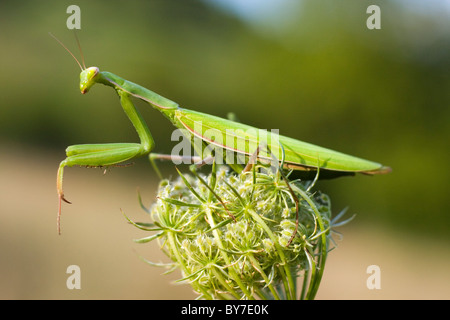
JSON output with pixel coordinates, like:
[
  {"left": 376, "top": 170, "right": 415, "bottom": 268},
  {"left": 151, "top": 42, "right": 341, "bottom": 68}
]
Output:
[{"left": 132, "top": 164, "right": 349, "bottom": 300}]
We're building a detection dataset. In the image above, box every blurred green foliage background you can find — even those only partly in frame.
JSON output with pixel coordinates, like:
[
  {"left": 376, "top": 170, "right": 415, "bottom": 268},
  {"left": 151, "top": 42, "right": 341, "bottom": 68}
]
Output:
[{"left": 0, "top": 0, "right": 449, "bottom": 299}]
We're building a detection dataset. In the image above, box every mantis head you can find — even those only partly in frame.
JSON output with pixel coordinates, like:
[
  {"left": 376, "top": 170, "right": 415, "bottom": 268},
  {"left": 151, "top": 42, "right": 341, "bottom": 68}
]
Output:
[
  {"left": 80, "top": 67, "right": 99, "bottom": 94},
  {"left": 49, "top": 33, "right": 97, "bottom": 94}
]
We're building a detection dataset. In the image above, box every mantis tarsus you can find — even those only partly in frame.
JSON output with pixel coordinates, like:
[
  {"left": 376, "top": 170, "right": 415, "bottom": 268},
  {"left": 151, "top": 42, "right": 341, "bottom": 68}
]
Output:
[{"left": 53, "top": 35, "right": 391, "bottom": 235}]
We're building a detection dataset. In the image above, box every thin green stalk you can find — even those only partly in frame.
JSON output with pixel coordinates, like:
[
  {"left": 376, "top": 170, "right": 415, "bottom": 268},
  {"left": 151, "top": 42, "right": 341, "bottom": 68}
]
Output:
[
  {"left": 167, "top": 232, "right": 212, "bottom": 299},
  {"left": 246, "top": 208, "right": 296, "bottom": 300},
  {"left": 292, "top": 184, "right": 328, "bottom": 299},
  {"left": 211, "top": 268, "right": 241, "bottom": 300},
  {"left": 300, "top": 268, "right": 309, "bottom": 300},
  {"left": 277, "top": 265, "right": 293, "bottom": 300},
  {"left": 247, "top": 254, "right": 281, "bottom": 300},
  {"left": 204, "top": 207, "right": 254, "bottom": 300}
]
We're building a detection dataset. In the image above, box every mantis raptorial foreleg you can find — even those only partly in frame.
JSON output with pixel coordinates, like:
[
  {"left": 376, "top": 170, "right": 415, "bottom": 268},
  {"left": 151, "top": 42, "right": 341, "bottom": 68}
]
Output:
[{"left": 57, "top": 90, "right": 155, "bottom": 234}]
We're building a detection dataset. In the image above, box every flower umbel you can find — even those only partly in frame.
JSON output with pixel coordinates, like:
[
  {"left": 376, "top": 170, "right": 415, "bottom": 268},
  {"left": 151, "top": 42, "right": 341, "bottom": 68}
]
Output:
[{"left": 132, "top": 164, "right": 342, "bottom": 300}]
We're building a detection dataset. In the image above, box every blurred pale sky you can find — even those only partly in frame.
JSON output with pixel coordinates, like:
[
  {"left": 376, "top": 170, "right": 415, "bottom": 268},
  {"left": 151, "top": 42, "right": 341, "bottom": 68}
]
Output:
[
  {"left": 201, "top": 0, "right": 450, "bottom": 44},
  {"left": 204, "top": 0, "right": 450, "bottom": 26},
  {"left": 204, "top": 0, "right": 297, "bottom": 21}
]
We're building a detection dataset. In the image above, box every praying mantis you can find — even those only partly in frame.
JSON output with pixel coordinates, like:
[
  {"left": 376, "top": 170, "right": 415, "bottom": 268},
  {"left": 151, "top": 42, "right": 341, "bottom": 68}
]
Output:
[{"left": 53, "top": 35, "right": 391, "bottom": 235}]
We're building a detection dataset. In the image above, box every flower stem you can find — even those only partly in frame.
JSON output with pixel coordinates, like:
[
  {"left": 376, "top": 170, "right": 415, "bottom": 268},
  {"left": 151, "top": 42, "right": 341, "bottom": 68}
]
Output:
[
  {"left": 167, "top": 231, "right": 212, "bottom": 299},
  {"left": 246, "top": 208, "right": 296, "bottom": 300},
  {"left": 247, "top": 253, "right": 281, "bottom": 300},
  {"left": 204, "top": 207, "right": 254, "bottom": 299}
]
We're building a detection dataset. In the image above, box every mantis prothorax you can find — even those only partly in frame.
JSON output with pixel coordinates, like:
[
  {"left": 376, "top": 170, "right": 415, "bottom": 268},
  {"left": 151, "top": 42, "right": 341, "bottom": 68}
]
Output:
[{"left": 53, "top": 35, "right": 390, "bottom": 235}]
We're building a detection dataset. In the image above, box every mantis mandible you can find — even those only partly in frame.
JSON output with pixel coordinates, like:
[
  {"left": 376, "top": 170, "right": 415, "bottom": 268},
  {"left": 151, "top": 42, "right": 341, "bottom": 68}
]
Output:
[{"left": 53, "top": 35, "right": 391, "bottom": 234}]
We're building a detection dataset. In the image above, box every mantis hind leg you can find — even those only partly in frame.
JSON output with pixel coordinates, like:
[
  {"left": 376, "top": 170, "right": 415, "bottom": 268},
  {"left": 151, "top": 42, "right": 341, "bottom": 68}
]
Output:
[
  {"left": 149, "top": 153, "right": 208, "bottom": 179},
  {"left": 57, "top": 142, "right": 146, "bottom": 234}
]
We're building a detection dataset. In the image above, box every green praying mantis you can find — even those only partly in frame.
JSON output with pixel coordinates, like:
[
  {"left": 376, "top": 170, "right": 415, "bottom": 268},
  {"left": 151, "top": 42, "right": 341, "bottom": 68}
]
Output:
[{"left": 53, "top": 35, "right": 391, "bottom": 235}]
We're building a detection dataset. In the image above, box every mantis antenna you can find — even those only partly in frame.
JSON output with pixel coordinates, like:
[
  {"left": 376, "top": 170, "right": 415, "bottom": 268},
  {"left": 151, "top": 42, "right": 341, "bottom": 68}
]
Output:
[
  {"left": 49, "top": 32, "right": 84, "bottom": 71},
  {"left": 73, "top": 30, "right": 86, "bottom": 70}
]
